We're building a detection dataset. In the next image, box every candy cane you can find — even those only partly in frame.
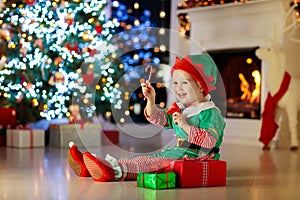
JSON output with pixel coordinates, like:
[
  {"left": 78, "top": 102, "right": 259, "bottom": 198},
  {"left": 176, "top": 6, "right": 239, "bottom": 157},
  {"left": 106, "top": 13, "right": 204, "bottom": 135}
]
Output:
[
  {"left": 144, "top": 65, "right": 153, "bottom": 100},
  {"left": 145, "top": 65, "right": 153, "bottom": 86}
]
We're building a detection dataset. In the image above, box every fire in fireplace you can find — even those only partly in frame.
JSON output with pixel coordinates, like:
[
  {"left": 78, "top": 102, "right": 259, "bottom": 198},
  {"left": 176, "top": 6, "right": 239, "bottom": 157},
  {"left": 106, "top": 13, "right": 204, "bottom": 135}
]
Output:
[{"left": 208, "top": 47, "right": 261, "bottom": 119}]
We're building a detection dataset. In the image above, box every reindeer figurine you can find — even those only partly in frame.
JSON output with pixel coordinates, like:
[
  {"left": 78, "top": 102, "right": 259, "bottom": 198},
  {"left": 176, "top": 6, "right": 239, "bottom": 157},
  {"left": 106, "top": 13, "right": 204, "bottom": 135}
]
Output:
[{"left": 255, "top": 2, "right": 300, "bottom": 151}]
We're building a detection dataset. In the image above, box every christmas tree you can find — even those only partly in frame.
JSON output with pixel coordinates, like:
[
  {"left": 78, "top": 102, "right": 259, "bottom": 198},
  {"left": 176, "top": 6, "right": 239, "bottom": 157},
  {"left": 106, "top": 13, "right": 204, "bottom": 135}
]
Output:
[
  {"left": 0, "top": 0, "right": 170, "bottom": 125},
  {"left": 0, "top": 0, "right": 121, "bottom": 124}
]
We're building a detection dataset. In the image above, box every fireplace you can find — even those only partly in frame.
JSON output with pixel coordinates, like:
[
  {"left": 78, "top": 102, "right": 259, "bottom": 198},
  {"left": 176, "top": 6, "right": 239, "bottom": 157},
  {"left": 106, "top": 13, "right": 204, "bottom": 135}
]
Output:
[
  {"left": 169, "top": 0, "right": 290, "bottom": 146},
  {"left": 208, "top": 48, "right": 261, "bottom": 119}
]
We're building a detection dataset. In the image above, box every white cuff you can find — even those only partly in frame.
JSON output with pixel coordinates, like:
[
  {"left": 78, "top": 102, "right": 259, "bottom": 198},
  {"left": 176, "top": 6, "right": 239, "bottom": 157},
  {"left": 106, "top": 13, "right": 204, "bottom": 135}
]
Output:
[{"left": 105, "top": 154, "right": 122, "bottom": 179}]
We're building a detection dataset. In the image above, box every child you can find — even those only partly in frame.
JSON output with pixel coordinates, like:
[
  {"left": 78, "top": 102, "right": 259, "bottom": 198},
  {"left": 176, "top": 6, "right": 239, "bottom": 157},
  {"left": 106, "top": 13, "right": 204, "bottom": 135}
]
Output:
[{"left": 67, "top": 54, "right": 226, "bottom": 182}]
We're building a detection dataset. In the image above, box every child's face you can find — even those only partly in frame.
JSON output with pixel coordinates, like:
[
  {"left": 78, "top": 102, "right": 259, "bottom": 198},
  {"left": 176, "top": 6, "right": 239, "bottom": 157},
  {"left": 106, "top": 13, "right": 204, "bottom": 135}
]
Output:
[{"left": 172, "top": 70, "right": 205, "bottom": 107}]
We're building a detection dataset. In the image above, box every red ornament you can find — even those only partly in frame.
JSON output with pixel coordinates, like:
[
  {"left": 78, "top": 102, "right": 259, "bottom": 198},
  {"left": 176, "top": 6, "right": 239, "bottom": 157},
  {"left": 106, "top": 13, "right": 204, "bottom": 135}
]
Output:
[
  {"left": 54, "top": 57, "right": 63, "bottom": 66},
  {"left": 23, "top": 0, "right": 36, "bottom": 6},
  {"left": 54, "top": 72, "right": 65, "bottom": 83},
  {"left": 88, "top": 48, "right": 97, "bottom": 56},
  {"left": 95, "top": 24, "right": 103, "bottom": 34},
  {"left": 65, "top": 13, "right": 74, "bottom": 26},
  {"left": 65, "top": 42, "right": 80, "bottom": 54},
  {"left": 82, "top": 73, "right": 94, "bottom": 86},
  {"left": 21, "top": 71, "right": 27, "bottom": 85},
  {"left": 34, "top": 38, "right": 43, "bottom": 49}
]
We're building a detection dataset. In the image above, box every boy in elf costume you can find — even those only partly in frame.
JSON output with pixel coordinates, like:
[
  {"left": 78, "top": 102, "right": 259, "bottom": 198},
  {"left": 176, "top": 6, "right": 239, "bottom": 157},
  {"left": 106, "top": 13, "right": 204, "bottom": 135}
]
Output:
[{"left": 68, "top": 54, "right": 226, "bottom": 182}]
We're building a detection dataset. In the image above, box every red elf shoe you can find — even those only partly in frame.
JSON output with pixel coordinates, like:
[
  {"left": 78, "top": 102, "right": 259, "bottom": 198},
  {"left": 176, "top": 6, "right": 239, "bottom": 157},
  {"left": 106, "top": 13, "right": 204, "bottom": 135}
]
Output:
[
  {"left": 83, "top": 152, "right": 115, "bottom": 182},
  {"left": 67, "top": 142, "right": 91, "bottom": 177}
]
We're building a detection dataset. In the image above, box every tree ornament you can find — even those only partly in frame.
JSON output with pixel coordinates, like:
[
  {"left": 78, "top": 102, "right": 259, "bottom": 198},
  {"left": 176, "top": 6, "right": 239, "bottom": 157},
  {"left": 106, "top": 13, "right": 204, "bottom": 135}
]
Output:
[
  {"left": 82, "top": 68, "right": 95, "bottom": 86},
  {"left": 20, "top": 71, "right": 33, "bottom": 90},
  {"left": 69, "top": 104, "right": 82, "bottom": 123},
  {"left": 34, "top": 38, "right": 43, "bottom": 49},
  {"left": 48, "top": 75, "right": 55, "bottom": 86},
  {"left": 65, "top": 12, "right": 74, "bottom": 26},
  {"left": 23, "top": 0, "right": 36, "bottom": 6},
  {"left": 82, "top": 31, "right": 90, "bottom": 41},
  {"left": 88, "top": 48, "right": 97, "bottom": 56},
  {"left": 21, "top": 72, "right": 27, "bottom": 85},
  {"left": 54, "top": 72, "right": 65, "bottom": 83},
  {"left": 65, "top": 42, "right": 80, "bottom": 54},
  {"left": 54, "top": 57, "right": 63, "bottom": 66},
  {"left": 48, "top": 71, "right": 65, "bottom": 85},
  {"left": 95, "top": 22, "right": 103, "bottom": 34},
  {"left": 20, "top": 47, "right": 28, "bottom": 57}
]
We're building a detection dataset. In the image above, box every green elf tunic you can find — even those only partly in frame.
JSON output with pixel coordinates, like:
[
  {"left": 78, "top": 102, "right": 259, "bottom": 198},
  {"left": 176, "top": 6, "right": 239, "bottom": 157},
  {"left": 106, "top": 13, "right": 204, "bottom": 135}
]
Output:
[{"left": 152, "top": 101, "right": 226, "bottom": 160}]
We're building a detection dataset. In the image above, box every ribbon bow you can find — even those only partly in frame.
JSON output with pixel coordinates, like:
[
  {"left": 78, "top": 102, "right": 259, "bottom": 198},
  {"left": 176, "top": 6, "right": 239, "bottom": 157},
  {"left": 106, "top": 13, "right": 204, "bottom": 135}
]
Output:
[
  {"left": 16, "top": 124, "right": 30, "bottom": 130},
  {"left": 182, "top": 154, "right": 214, "bottom": 162}
]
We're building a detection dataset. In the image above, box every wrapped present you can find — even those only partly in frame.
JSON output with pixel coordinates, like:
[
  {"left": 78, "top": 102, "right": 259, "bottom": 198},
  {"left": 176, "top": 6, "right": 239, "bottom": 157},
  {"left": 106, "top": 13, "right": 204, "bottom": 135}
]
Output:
[
  {"left": 0, "top": 108, "right": 16, "bottom": 129},
  {"left": 102, "top": 130, "right": 119, "bottom": 145},
  {"left": 49, "top": 123, "right": 101, "bottom": 148},
  {"left": 171, "top": 158, "right": 227, "bottom": 187},
  {"left": 137, "top": 172, "right": 176, "bottom": 190},
  {"left": 6, "top": 129, "right": 45, "bottom": 148}
]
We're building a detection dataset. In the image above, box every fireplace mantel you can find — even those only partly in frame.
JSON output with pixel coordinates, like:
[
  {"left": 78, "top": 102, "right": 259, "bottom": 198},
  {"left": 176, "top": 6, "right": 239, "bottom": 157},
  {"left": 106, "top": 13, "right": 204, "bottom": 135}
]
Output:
[
  {"left": 169, "top": 0, "right": 290, "bottom": 146},
  {"left": 176, "top": 0, "right": 286, "bottom": 51}
]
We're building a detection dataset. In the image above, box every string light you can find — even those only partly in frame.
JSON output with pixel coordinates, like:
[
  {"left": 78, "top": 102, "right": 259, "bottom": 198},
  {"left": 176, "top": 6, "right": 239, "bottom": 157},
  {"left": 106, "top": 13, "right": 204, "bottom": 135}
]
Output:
[
  {"left": 178, "top": 0, "right": 250, "bottom": 9},
  {"left": 1, "top": 0, "right": 168, "bottom": 124},
  {"left": 0, "top": 0, "right": 118, "bottom": 122},
  {"left": 177, "top": 0, "right": 252, "bottom": 37}
]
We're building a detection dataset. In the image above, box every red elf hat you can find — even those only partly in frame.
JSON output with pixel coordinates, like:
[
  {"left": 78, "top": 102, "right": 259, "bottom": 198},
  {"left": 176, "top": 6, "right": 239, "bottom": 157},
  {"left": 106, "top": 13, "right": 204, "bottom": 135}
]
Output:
[{"left": 171, "top": 54, "right": 217, "bottom": 96}]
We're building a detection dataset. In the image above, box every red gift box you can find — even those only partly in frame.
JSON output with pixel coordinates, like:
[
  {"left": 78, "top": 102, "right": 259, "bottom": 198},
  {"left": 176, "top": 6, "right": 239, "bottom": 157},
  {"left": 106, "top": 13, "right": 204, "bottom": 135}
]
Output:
[
  {"left": 102, "top": 130, "right": 119, "bottom": 145},
  {"left": 0, "top": 108, "right": 16, "bottom": 129},
  {"left": 171, "top": 159, "right": 227, "bottom": 187}
]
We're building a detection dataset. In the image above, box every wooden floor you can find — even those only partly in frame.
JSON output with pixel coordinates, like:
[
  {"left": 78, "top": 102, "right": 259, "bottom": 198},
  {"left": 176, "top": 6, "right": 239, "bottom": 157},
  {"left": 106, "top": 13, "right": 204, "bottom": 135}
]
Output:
[{"left": 0, "top": 139, "right": 300, "bottom": 200}]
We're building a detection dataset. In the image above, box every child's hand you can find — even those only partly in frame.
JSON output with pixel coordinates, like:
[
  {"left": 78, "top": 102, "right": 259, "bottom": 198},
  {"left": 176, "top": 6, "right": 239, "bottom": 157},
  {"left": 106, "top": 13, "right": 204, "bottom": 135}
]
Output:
[
  {"left": 141, "top": 81, "right": 156, "bottom": 102},
  {"left": 172, "top": 112, "right": 187, "bottom": 127},
  {"left": 173, "top": 112, "right": 191, "bottom": 133}
]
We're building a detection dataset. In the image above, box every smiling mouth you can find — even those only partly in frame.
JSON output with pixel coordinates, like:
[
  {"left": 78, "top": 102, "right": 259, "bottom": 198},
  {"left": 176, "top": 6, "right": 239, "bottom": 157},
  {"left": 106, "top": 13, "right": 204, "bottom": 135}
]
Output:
[{"left": 177, "top": 92, "right": 187, "bottom": 99}]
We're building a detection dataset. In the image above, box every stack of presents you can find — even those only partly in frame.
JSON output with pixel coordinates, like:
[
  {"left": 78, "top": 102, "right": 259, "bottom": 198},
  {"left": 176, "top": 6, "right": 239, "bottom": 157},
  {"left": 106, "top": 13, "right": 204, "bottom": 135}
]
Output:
[
  {"left": 0, "top": 107, "right": 47, "bottom": 148},
  {"left": 48, "top": 104, "right": 119, "bottom": 148},
  {"left": 0, "top": 107, "right": 119, "bottom": 148},
  {"left": 137, "top": 156, "right": 227, "bottom": 189}
]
